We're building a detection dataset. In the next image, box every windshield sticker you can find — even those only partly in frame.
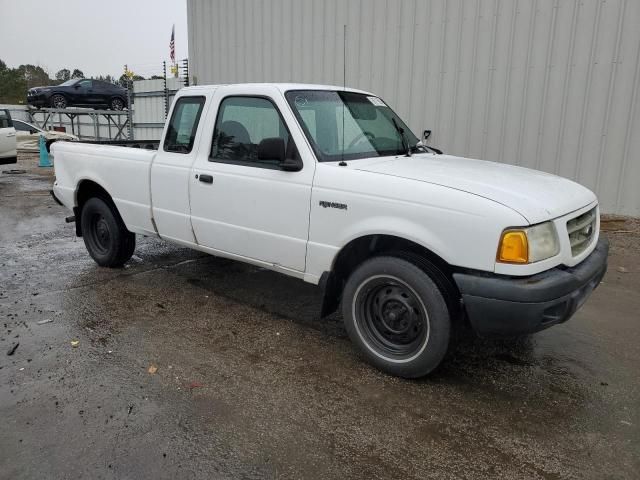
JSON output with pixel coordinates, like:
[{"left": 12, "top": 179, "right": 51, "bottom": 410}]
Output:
[
  {"left": 367, "top": 96, "right": 386, "bottom": 107},
  {"left": 294, "top": 95, "right": 308, "bottom": 108}
]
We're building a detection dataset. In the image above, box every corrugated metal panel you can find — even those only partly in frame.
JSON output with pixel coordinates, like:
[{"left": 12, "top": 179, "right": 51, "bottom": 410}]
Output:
[
  {"left": 131, "top": 78, "right": 184, "bottom": 140},
  {"left": 188, "top": 0, "right": 640, "bottom": 216}
]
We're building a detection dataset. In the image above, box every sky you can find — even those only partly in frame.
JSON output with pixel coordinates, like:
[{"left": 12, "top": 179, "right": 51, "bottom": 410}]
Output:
[{"left": 0, "top": 0, "right": 188, "bottom": 79}]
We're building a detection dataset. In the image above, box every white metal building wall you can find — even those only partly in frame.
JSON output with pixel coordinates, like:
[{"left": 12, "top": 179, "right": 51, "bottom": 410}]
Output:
[{"left": 187, "top": 0, "right": 640, "bottom": 216}]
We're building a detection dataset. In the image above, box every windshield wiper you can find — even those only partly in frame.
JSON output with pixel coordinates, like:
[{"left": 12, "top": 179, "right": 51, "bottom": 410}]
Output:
[
  {"left": 392, "top": 117, "right": 411, "bottom": 157},
  {"left": 410, "top": 143, "right": 428, "bottom": 154},
  {"left": 411, "top": 142, "right": 443, "bottom": 155}
]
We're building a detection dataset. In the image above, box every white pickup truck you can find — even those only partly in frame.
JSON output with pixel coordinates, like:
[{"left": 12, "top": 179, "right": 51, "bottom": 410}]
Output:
[{"left": 52, "top": 83, "right": 608, "bottom": 378}]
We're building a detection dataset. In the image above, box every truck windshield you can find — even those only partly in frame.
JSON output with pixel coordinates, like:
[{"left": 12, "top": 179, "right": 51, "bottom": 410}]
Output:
[{"left": 285, "top": 90, "right": 419, "bottom": 162}]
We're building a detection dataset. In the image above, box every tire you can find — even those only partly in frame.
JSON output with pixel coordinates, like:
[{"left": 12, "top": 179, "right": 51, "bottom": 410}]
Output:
[
  {"left": 342, "top": 256, "right": 452, "bottom": 378},
  {"left": 80, "top": 197, "right": 135, "bottom": 267},
  {"left": 50, "top": 94, "right": 67, "bottom": 109},
  {"left": 109, "top": 97, "right": 125, "bottom": 110}
]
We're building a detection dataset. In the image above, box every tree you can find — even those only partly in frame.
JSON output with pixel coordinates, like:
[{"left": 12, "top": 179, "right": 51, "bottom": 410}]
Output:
[
  {"left": 56, "top": 69, "right": 71, "bottom": 81},
  {"left": 71, "top": 69, "right": 84, "bottom": 79},
  {"left": 0, "top": 59, "right": 27, "bottom": 103},
  {"left": 94, "top": 74, "right": 117, "bottom": 84},
  {"left": 16, "top": 64, "right": 50, "bottom": 89},
  {"left": 117, "top": 74, "right": 129, "bottom": 87}
]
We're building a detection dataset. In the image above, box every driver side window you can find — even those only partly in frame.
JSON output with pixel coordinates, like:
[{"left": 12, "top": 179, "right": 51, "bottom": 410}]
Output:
[{"left": 210, "top": 96, "right": 292, "bottom": 167}]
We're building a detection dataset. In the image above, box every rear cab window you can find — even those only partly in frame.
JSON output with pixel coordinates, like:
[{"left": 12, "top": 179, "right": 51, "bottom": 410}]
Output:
[{"left": 163, "top": 96, "right": 206, "bottom": 153}]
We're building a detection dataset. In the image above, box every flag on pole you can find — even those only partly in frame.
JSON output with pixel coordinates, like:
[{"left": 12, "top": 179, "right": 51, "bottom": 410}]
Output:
[{"left": 170, "top": 25, "right": 175, "bottom": 63}]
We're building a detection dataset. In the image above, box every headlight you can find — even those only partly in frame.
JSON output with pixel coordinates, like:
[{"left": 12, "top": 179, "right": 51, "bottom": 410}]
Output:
[{"left": 497, "top": 222, "right": 560, "bottom": 264}]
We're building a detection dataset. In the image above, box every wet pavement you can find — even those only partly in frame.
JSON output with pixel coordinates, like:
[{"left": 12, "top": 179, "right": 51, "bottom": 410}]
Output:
[{"left": 1, "top": 154, "right": 639, "bottom": 479}]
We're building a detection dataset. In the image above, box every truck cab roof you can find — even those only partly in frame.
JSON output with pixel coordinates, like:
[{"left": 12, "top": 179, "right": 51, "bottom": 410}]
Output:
[{"left": 179, "top": 82, "right": 373, "bottom": 96}]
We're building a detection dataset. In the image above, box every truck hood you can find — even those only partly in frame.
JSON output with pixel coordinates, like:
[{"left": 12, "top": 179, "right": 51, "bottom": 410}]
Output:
[{"left": 352, "top": 154, "right": 597, "bottom": 224}]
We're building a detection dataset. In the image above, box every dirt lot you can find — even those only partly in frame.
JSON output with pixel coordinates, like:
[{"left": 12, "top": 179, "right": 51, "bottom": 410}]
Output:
[{"left": 1, "top": 153, "right": 639, "bottom": 479}]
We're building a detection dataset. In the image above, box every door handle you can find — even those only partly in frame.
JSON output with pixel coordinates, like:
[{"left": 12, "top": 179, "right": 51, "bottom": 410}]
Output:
[{"left": 198, "top": 174, "right": 213, "bottom": 184}]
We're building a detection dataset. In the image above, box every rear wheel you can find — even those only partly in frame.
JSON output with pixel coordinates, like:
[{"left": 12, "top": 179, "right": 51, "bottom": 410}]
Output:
[
  {"left": 342, "top": 256, "right": 452, "bottom": 378},
  {"left": 50, "top": 94, "right": 67, "bottom": 109},
  {"left": 80, "top": 197, "right": 135, "bottom": 267},
  {"left": 109, "top": 97, "right": 125, "bottom": 110}
]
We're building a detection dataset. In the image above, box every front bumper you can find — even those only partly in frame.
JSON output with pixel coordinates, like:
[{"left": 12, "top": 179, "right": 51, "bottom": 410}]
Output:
[
  {"left": 453, "top": 237, "right": 609, "bottom": 336},
  {"left": 27, "top": 93, "right": 49, "bottom": 107}
]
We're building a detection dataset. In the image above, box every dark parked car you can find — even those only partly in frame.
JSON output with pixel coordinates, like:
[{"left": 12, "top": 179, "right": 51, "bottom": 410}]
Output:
[{"left": 27, "top": 79, "right": 128, "bottom": 110}]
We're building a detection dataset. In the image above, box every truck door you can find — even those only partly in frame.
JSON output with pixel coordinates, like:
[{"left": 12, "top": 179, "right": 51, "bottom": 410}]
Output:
[
  {"left": 0, "top": 110, "right": 17, "bottom": 162},
  {"left": 189, "top": 87, "right": 315, "bottom": 273},
  {"left": 150, "top": 95, "right": 208, "bottom": 244}
]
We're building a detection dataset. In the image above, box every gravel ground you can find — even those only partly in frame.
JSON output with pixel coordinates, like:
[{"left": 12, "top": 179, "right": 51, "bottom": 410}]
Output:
[{"left": 1, "top": 153, "right": 638, "bottom": 479}]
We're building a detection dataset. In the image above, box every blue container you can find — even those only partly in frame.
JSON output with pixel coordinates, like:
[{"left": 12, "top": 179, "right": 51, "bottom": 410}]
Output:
[{"left": 39, "top": 135, "right": 52, "bottom": 167}]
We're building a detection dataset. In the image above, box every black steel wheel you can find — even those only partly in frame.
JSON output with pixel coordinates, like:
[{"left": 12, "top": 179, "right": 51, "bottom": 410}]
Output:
[
  {"left": 342, "top": 256, "right": 452, "bottom": 378},
  {"left": 110, "top": 97, "right": 125, "bottom": 110},
  {"left": 354, "top": 276, "right": 429, "bottom": 359},
  {"left": 51, "top": 94, "right": 67, "bottom": 109},
  {"left": 80, "top": 197, "right": 135, "bottom": 267}
]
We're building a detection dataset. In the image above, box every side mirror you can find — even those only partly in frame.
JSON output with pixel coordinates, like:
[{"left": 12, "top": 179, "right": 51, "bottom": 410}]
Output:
[
  {"left": 29, "top": 128, "right": 37, "bottom": 134},
  {"left": 257, "top": 138, "right": 303, "bottom": 172},
  {"left": 73, "top": 84, "right": 80, "bottom": 89},
  {"left": 258, "top": 137, "right": 286, "bottom": 162},
  {"left": 280, "top": 156, "right": 303, "bottom": 172},
  {"left": 423, "top": 129, "right": 432, "bottom": 141}
]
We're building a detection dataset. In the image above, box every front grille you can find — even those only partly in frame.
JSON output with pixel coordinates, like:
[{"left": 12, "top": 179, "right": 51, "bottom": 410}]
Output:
[{"left": 567, "top": 207, "right": 597, "bottom": 256}]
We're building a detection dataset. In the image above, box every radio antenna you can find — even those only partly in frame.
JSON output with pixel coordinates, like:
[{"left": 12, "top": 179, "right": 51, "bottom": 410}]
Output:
[
  {"left": 340, "top": 24, "right": 347, "bottom": 166},
  {"left": 343, "top": 24, "right": 347, "bottom": 89}
]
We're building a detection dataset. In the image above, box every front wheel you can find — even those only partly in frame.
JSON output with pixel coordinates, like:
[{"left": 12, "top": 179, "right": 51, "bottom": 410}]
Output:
[
  {"left": 50, "top": 94, "right": 67, "bottom": 109},
  {"left": 342, "top": 256, "right": 452, "bottom": 378},
  {"left": 80, "top": 197, "right": 135, "bottom": 267}
]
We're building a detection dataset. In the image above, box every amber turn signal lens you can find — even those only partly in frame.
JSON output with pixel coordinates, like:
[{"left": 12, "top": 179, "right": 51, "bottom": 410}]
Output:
[{"left": 497, "top": 230, "right": 529, "bottom": 263}]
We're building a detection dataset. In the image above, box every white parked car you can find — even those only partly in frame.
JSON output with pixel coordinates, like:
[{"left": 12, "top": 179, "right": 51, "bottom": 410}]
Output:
[
  {"left": 0, "top": 109, "right": 17, "bottom": 165},
  {"left": 51, "top": 83, "right": 608, "bottom": 378},
  {"left": 13, "top": 119, "right": 78, "bottom": 152}
]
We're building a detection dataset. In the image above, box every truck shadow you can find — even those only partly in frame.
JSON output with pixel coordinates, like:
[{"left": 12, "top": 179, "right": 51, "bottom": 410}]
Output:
[
  {"left": 175, "top": 254, "right": 547, "bottom": 378},
  {"left": 68, "top": 244, "right": 590, "bottom": 416},
  {"left": 175, "top": 255, "right": 347, "bottom": 339}
]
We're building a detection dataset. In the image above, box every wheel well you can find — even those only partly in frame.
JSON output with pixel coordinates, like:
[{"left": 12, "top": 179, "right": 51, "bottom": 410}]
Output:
[
  {"left": 320, "top": 234, "right": 461, "bottom": 318},
  {"left": 74, "top": 180, "right": 114, "bottom": 237}
]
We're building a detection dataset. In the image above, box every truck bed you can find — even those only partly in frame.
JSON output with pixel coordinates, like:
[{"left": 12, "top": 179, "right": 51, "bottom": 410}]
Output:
[
  {"left": 51, "top": 141, "right": 157, "bottom": 236},
  {"left": 79, "top": 139, "right": 160, "bottom": 150}
]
